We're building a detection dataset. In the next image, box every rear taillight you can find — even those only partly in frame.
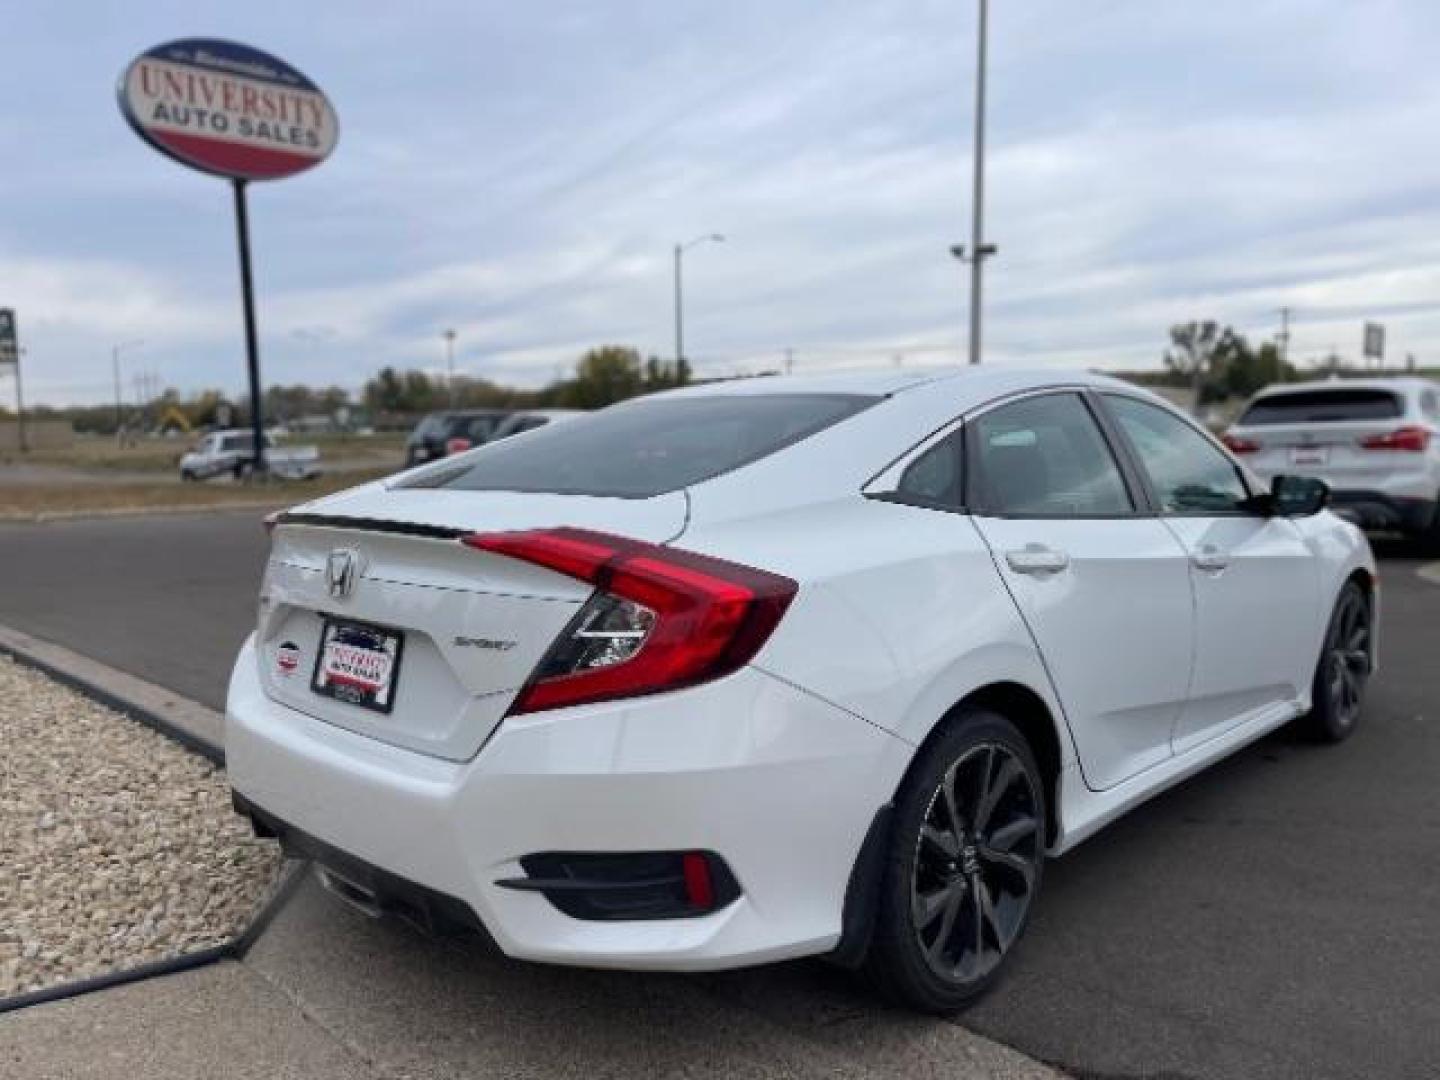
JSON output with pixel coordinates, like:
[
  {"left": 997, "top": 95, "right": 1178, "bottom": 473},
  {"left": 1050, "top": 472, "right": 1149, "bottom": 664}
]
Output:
[
  {"left": 1221, "top": 433, "right": 1260, "bottom": 455},
  {"left": 1358, "top": 426, "right": 1431, "bottom": 452},
  {"left": 444, "top": 436, "right": 473, "bottom": 455},
  {"left": 462, "top": 528, "right": 797, "bottom": 713}
]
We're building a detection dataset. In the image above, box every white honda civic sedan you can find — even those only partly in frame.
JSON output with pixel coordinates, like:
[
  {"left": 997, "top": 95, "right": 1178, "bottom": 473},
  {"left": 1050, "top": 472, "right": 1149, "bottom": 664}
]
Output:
[{"left": 227, "top": 368, "right": 1376, "bottom": 1011}]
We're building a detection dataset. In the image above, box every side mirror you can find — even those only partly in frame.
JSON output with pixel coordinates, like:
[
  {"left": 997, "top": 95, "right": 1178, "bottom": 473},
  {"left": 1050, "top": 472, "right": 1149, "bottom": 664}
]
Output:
[{"left": 1270, "top": 474, "right": 1330, "bottom": 517}]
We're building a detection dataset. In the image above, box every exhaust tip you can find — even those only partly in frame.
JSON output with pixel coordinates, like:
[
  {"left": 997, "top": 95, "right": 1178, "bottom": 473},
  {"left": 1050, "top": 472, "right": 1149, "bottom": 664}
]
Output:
[{"left": 315, "top": 866, "right": 384, "bottom": 920}]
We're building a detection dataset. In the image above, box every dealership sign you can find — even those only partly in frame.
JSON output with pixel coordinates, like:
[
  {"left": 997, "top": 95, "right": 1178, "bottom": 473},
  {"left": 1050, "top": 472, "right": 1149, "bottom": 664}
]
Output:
[{"left": 117, "top": 38, "right": 338, "bottom": 181}]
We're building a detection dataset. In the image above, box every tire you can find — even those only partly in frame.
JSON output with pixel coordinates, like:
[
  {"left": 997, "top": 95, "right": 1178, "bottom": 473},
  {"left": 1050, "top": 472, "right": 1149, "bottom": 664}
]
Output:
[
  {"left": 865, "top": 707, "right": 1047, "bottom": 1013},
  {"left": 1418, "top": 500, "right": 1440, "bottom": 557},
  {"left": 180, "top": 469, "right": 195, "bottom": 482},
  {"left": 1300, "top": 580, "right": 1372, "bottom": 743}
]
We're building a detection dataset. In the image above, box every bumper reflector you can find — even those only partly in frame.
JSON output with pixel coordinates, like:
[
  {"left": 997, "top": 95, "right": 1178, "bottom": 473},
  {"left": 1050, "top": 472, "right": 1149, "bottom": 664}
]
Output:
[{"left": 499, "top": 850, "right": 740, "bottom": 920}]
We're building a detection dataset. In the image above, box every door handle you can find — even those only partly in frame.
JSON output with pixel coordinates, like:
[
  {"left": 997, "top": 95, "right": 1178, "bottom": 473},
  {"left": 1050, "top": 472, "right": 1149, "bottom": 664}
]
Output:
[
  {"left": 1190, "top": 544, "right": 1230, "bottom": 573},
  {"left": 1005, "top": 544, "right": 1070, "bottom": 576}
]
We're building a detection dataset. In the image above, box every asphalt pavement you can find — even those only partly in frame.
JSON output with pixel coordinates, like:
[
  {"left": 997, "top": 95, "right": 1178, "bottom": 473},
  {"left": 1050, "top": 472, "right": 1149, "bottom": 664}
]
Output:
[{"left": 1, "top": 513, "right": 1437, "bottom": 1079}]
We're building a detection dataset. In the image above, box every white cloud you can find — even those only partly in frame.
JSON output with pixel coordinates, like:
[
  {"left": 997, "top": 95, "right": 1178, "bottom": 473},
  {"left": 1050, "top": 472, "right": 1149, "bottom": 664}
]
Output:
[{"left": 5, "top": 0, "right": 1440, "bottom": 404}]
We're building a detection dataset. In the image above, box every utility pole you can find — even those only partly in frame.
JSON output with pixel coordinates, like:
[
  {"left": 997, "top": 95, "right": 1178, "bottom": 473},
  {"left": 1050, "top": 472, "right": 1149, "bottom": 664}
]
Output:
[
  {"left": 967, "top": 0, "right": 992, "bottom": 366},
  {"left": 673, "top": 234, "right": 725, "bottom": 371},
  {"left": 443, "top": 329, "right": 457, "bottom": 407},
  {"left": 785, "top": 347, "right": 794, "bottom": 375},
  {"left": 113, "top": 346, "right": 122, "bottom": 430},
  {"left": 673, "top": 245, "right": 683, "bottom": 368},
  {"left": 1277, "top": 307, "right": 1292, "bottom": 365}
]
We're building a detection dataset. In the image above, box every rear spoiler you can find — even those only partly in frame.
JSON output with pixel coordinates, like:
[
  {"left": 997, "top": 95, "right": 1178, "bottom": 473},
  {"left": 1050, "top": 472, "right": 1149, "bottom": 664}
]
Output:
[{"left": 271, "top": 512, "right": 465, "bottom": 541}]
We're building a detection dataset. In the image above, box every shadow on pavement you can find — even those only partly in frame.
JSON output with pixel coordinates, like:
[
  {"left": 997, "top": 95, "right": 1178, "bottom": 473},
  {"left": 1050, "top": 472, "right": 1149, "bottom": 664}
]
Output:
[{"left": 241, "top": 873, "right": 1054, "bottom": 1080}]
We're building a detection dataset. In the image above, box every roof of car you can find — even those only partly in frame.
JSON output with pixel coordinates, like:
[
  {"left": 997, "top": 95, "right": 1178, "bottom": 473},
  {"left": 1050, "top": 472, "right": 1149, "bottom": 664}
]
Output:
[
  {"left": 652, "top": 365, "right": 1140, "bottom": 402},
  {"left": 1249, "top": 376, "right": 1439, "bottom": 399}
]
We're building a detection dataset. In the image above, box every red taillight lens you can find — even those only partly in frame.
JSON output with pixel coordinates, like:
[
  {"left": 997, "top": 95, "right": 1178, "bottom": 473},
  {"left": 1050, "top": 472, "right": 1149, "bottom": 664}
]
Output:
[
  {"left": 1358, "top": 426, "right": 1430, "bottom": 452},
  {"left": 1221, "top": 433, "right": 1260, "bottom": 454},
  {"left": 462, "top": 528, "right": 797, "bottom": 714},
  {"left": 444, "top": 436, "right": 473, "bottom": 456}
]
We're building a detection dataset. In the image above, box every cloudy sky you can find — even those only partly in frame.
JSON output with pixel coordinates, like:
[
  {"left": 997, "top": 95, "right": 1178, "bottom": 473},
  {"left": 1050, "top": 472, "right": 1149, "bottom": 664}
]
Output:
[{"left": 5, "top": 0, "right": 1440, "bottom": 405}]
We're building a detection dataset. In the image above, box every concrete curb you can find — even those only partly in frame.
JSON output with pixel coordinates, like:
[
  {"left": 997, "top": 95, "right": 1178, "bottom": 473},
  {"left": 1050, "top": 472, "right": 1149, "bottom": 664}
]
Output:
[
  {"left": 0, "top": 622, "right": 224, "bottom": 760},
  {"left": 0, "top": 862, "right": 309, "bottom": 1017},
  {"left": 0, "top": 501, "right": 286, "bottom": 525}
]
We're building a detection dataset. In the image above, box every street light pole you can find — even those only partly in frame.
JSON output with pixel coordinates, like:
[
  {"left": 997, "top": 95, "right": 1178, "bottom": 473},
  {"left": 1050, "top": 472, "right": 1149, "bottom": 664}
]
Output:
[
  {"left": 967, "top": 0, "right": 991, "bottom": 366},
  {"left": 673, "top": 234, "right": 725, "bottom": 373},
  {"left": 14, "top": 345, "right": 27, "bottom": 453},
  {"left": 112, "top": 339, "right": 144, "bottom": 434},
  {"left": 443, "top": 329, "right": 457, "bottom": 406}
]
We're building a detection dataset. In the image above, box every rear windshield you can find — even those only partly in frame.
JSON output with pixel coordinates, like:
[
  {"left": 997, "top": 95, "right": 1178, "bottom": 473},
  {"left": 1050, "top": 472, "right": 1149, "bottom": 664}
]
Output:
[
  {"left": 1239, "top": 389, "right": 1403, "bottom": 425},
  {"left": 403, "top": 393, "right": 876, "bottom": 498}
]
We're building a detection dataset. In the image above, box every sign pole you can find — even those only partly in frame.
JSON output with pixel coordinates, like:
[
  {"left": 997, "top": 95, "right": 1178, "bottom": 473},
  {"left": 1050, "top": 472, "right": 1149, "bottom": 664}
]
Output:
[
  {"left": 14, "top": 345, "right": 26, "bottom": 453},
  {"left": 231, "top": 178, "right": 266, "bottom": 477}
]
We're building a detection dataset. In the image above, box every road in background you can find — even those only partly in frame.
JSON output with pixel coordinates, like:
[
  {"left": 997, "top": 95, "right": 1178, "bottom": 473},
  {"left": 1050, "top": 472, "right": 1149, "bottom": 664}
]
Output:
[
  {"left": 0, "top": 512, "right": 267, "bottom": 708},
  {"left": 1, "top": 515, "right": 1436, "bottom": 1079}
]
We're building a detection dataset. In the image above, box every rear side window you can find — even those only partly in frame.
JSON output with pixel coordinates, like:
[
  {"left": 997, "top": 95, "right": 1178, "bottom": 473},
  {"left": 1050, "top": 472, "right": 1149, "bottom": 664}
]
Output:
[
  {"left": 893, "top": 429, "right": 965, "bottom": 509},
  {"left": 1239, "top": 389, "right": 1402, "bottom": 425},
  {"left": 407, "top": 393, "right": 876, "bottom": 498},
  {"left": 414, "top": 415, "right": 447, "bottom": 438},
  {"left": 970, "top": 393, "right": 1133, "bottom": 516},
  {"left": 461, "top": 416, "right": 501, "bottom": 441}
]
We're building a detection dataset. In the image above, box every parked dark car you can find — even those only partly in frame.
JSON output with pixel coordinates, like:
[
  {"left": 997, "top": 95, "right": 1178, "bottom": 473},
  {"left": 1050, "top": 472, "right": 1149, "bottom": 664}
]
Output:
[
  {"left": 404, "top": 410, "right": 510, "bottom": 466},
  {"left": 486, "top": 409, "right": 584, "bottom": 442}
]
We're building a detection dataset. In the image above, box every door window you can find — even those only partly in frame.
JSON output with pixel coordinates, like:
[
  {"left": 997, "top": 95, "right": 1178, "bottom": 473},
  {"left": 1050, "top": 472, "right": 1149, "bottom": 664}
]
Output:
[
  {"left": 1105, "top": 395, "right": 1250, "bottom": 513},
  {"left": 970, "top": 393, "right": 1133, "bottom": 516}
]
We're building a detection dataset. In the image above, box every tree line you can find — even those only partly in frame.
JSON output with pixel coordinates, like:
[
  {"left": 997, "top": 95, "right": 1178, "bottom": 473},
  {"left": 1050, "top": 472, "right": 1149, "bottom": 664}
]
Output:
[
  {"left": 360, "top": 346, "right": 691, "bottom": 415},
  {"left": 10, "top": 345, "right": 691, "bottom": 434}
]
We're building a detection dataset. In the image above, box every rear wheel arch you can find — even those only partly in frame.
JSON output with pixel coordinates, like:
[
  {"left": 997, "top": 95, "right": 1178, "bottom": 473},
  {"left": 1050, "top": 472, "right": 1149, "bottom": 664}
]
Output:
[{"left": 909, "top": 682, "right": 1064, "bottom": 847}]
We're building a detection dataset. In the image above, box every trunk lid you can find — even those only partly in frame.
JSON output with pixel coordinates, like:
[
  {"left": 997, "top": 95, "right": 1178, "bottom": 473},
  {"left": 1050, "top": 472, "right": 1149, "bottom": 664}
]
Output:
[{"left": 255, "top": 487, "right": 688, "bottom": 760}]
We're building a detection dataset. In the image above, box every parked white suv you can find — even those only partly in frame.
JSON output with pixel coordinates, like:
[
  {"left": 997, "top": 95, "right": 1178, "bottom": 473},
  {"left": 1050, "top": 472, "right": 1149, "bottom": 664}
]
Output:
[{"left": 1223, "top": 377, "right": 1440, "bottom": 545}]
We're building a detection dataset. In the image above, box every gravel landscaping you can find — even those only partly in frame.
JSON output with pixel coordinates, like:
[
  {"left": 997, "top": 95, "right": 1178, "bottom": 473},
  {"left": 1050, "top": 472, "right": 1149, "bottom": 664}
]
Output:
[{"left": 0, "top": 655, "right": 281, "bottom": 997}]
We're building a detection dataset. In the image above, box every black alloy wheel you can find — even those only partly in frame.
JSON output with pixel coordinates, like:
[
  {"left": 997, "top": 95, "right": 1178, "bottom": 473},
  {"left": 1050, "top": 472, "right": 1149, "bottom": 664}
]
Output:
[
  {"left": 867, "top": 708, "right": 1046, "bottom": 1012},
  {"left": 1304, "top": 580, "right": 1372, "bottom": 743}
]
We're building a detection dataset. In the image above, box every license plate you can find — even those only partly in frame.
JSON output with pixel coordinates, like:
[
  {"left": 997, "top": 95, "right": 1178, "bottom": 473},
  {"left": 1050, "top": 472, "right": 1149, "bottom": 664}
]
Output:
[
  {"left": 1290, "top": 446, "right": 1329, "bottom": 467},
  {"left": 312, "top": 618, "right": 404, "bottom": 714}
]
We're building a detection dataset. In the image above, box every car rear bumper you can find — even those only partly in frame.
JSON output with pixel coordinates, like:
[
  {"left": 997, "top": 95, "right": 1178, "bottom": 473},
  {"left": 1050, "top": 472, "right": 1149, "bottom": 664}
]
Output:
[{"left": 225, "top": 635, "right": 909, "bottom": 971}]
